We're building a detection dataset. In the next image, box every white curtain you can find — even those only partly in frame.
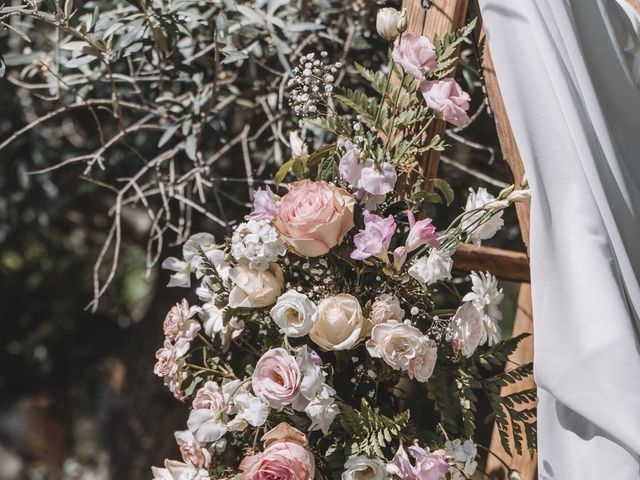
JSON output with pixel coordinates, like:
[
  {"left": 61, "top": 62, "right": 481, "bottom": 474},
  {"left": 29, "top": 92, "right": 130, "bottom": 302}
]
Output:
[{"left": 476, "top": 0, "right": 640, "bottom": 478}]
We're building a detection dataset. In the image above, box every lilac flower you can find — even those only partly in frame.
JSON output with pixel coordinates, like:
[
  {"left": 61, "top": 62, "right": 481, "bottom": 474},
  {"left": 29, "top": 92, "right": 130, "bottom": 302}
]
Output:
[
  {"left": 389, "top": 445, "right": 450, "bottom": 480},
  {"left": 405, "top": 210, "right": 440, "bottom": 252},
  {"left": 339, "top": 140, "right": 363, "bottom": 186},
  {"left": 249, "top": 187, "right": 279, "bottom": 221},
  {"left": 359, "top": 162, "right": 397, "bottom": 196},
  {"left": 351, "top": 212, "right": 397, "bottom": 261}
]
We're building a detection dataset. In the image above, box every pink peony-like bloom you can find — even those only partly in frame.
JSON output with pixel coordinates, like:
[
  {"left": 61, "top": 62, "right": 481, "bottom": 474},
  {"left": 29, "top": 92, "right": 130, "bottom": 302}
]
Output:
[
  {"left": 339, "top": 141, "right": 363, "bottom": 186},
  {"left": 273, "top": 180, "right": 355, "bottom": 257},
  {"left": 405, "top": 211, "right": 440, "bottom": 253},
  {"left": 252, "top": 348, "right": 301, "bottom": 408},
  {"left": 392, "top": 33, "right": 437, "bottom": 80},
  {"left": 420, "top": 78, "right": 471, "bottom": 128},
  {"left": 359, "top": 162, "right": 397, "bottom": 196},
  {"left": 351, "top": 212, "right": 397, "bottom": 261},
  {"left": 240, "top": 424, "right": 315, "bottom": 480},
  {"left": 250, "top": 187, "right": 280, "bottom": 221},
  {"left": 154, "top": 341, "right": 187, "bottom": 400},
  {"left": 174, "top": 430, "right": 211, "bottom": 469}
]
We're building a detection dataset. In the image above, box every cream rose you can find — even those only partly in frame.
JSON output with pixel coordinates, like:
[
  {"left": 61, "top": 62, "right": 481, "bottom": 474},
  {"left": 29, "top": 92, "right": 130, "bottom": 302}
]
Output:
[
  {"left": 310, "top": 294, "right": 364, "bottom": 351},
  {"left": 270, "top": 290, "right": 317, "bottom": 337},
  {"left": 273, "top": 180, "right": 355, "bottom": 257},
  {"left": 451, "top": 302, "right": 484, "bottom": 358},
  {"left": 371, "top": 293, "right": 405, "bottom": 325},
  {"left": 228, "top": 261, "right": 283, "bottom": 308},
  {"left": 366, "top": 321, "right": 424, "bottom": 371},
  {"left": 408, "top": 337, "right": 438, "bottom": 383}
]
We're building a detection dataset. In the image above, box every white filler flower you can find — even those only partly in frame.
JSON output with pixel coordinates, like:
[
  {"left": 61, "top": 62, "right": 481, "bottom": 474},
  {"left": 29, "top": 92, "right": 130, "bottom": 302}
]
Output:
[
  {"left": 231, "top": 219, "right": 286, "bottom": 271},
  {"left": 463, "top": 271, "right": 504, "bottom": 346},
  {"left": 270, "top": 290, "right": 318, "bottom": 337}
]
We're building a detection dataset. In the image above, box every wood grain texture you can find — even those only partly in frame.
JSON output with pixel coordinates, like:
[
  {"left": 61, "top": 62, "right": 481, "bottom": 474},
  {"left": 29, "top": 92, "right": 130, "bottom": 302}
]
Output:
[
  {"left": 626, "top": 0, "right": 640, "bottom": 13},
  {"left": 401, "top": 0, "right": 470, "bottom": 186},
  {"left": 485, "top": 283, "right": 537, "bottom": 480},
  {"left": 452, "top": 243, "right": 530, "bottom": 282}
]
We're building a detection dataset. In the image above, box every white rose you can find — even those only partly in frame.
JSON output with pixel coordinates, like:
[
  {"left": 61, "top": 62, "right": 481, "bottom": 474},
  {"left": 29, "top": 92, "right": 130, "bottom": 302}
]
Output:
[
  {"left": 310, "top": 294, "right": 365, "bottom": 351},
  {"left": 366, "top": 321, "right": 423, "bottom": 371},
  {"left": 409, "top": 250, "right": 453, "bottom": 286},
  {"left": 228, "top": 261, "right": 283, "bottom": 308},
  {"left": 270, "top": 290, "right": 317, "bottom": 337},
  {"left": 371, "top": 293, "right": 404, "bottom": 325},
  {"left": 408, "top": 337, "right": 437, "bottom": 383},
  {"left": 451, "top": 302, "right": 484, "bottom": 357},
  {"left": 342, "top": 456, "right": 387, "bottom": 480},
  {"left": 376, "top": 7, "right": 401, "bottom": 41}
]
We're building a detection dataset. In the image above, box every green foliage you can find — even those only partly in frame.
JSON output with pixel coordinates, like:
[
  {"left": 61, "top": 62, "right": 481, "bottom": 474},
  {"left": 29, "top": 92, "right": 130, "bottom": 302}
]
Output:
[
  {"left": 338, "top": 399, "right": 410, "bottom": 458},
  {"left": 334, "top": 87, "right": 383, "bottom": 127},
  {"left": 433, "top": 18, "right": 478, "bottom": 78}
]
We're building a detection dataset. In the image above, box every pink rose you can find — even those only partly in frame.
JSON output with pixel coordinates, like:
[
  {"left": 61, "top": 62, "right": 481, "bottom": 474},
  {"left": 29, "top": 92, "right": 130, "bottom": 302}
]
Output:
[
  {"left": 392, "top": 33, "right": 437, "bottom": 80},
  {"left": 273, "top": 180, "right": 355, "bottom": 257},
  {"left": 420, "top": 78, "right": 471, "bottom": 128},
  {"left": 162, "top": 299, "right": 201, "bottom": 356},
  {"left": 405, "top": 211, "right": 440, "bottom": 253},
  {"left": 250, "top": 187, "right": 279, "bottom": 221},
  {"left": 153, "top": 341, "right": 186, "bottom": 400},
  {"left": 252, "top": 348, "right": 301, "bottom": 408},
  {"left": 371, "top": 293, "right": 405, "bottom": 325},
  {"left": 351, "top": 212, "right": 397, "bottom": 261},
  {"left": 240, "top": 423, "right": 315, "bottom": 480}
]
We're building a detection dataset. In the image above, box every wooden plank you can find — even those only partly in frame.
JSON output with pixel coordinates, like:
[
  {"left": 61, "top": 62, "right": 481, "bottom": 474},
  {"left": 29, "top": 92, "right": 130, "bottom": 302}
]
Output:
[
  {"left": 452, "top": 243, "right": 530, "bottom": 282},
  {"left": 401, "top": 0, "right": 470, "bottom": 186},
  {"left": 626, "top": 0, "right": 640, "bottom": 12},
  {"left": 485, "top": 283, "right": 537, "bottom": 480}
]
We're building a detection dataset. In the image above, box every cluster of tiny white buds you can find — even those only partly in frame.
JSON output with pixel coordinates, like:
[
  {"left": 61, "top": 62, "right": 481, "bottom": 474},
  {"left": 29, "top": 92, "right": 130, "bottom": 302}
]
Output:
[{"left": 288, "top": 51, "right": 341, "bottom": 117}]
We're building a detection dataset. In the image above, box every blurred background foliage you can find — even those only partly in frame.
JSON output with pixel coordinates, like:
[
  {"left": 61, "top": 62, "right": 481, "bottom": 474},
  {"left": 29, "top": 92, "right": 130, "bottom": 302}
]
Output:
[{"left": 0, "top": 0, "right": 523, "bottom": 478}]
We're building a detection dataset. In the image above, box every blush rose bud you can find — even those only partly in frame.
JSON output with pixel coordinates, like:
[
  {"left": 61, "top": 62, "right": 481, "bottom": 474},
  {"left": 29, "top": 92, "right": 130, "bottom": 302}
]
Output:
[
  {"left": 397, "top": 9, "right": 408, "bottom": 34},
  {"left": 376, "top": 8, "right": 402, "bottom": 41}
]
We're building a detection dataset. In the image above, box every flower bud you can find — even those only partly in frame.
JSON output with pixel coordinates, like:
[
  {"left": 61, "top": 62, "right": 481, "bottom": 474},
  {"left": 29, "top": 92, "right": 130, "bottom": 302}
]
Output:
[
  {"left": 484, "top": 199, "right": 510, "bottom": 210},
  {"left": 508, "top": 469, "right": 523, "bottom": 480},
  {"left": 376, "top": 7, "right": 401, "bottom": 41},
  {"left": 289, "top": 130, "right": 307, "bottom": 158},
  {"left": 508, "top": 189, "right": 531, "bottom": 203},
  {"left": 397, "top": 9, "right": 408, "bottom": 34}
]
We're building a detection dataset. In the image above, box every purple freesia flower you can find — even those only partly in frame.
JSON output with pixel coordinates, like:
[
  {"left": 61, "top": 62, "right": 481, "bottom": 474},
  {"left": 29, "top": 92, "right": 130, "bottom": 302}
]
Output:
[
  {"left": 390, "top": 445, "right": 450, "bottom": 480},
  {"left": 351, "top": 212, "right": 397, "bottom": 261},
  {"left": 405, "top": 210, "right": 440, "bottom": 252},
  {"left": 249, "top": 187, "right": 279, "bottom": 221}
]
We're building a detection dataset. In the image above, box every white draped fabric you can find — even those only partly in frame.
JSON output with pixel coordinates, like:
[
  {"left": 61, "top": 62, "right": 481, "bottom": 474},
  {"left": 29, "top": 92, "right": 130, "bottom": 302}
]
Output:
[{"left": 476, "top": 0, "right": 640, "bottom": 478}]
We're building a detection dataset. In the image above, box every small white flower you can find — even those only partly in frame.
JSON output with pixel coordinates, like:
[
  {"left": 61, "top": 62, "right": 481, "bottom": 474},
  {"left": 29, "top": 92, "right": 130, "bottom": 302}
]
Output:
[
  {"left": 200, "top": 303, "right": 224, "bottom": 339},
  {"left": 462, "top": 271, "right": 504, "bottom": 346},
  {"left": 152, "top": 460, "right": 211, "bottom": 480},
  {"left": 305, "top": 395, "right": 339, "bottom": 434},
  {"left": 342, "top": 455, "right": 387, "bottom": 480},
  {"left": 451, "top": 302, "right": 484, "bottom": 357},
  {"left": 233, "top": 391, "right": 268, "bottom": 428},
  {"left": 409, "top": 249, "right": 453, "bottom": 286},
  {"left": 231, "top": 219, "right": 286, "bottom": 271},
  {"left": 290, "top": 130, "right": 308, "bottom": 157},
  {"left": 462, "top": 188, "right": 505, "bottom": 246},
  {"left": 376, "top": 7, "right": 402, "bottom": 41},
  {"left": 162, "top": 233, "right": 225, "bottom": 287},
  {"left": 445, "top": 439, "right": 478, "bottom": 480},
  {"left": 270, "top": 290, "right": 317, "bottom": 337}
]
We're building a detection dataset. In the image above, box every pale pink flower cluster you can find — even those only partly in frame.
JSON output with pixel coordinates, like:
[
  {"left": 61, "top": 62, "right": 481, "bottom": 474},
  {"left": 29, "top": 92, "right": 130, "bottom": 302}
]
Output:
[
  {"left": 389, "top": 445, "right": 450, "bottom": 480},
  {"left": 174, "top": 430, "right": 211, "bottom": 469},
  {"left": 249, "top": 187, "right": 280, "bottom": 221},
  {"left": 393, "top": 34, "right": 471, "bottom": 127},
  {"left": 366, "top": 320, "right": 437, "bottom": 383},
  {"left": 155, "top": 299, "right": 201, "bottom": 399},
  {"left": 351, "top": 212, "right": 396, "bottom": 261},
  {"left": 240, "top": 423, "right": 315, "bottom": 480}
]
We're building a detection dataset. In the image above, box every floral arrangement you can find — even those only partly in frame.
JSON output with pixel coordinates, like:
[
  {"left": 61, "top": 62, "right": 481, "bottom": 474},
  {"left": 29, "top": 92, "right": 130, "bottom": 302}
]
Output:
[{"left": 152, "top": 6, "right": 534, "bottom": 480}]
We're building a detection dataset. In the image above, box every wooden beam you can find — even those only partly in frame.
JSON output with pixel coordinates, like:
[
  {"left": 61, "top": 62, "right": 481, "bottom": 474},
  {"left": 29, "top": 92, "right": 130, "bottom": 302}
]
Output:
[
  {"left": 453, "top": 244, "right": 530, "bottom": 282},
  {"left": 626, "top": 0, "right": 640, "bottom": 13},
  {"left": 401, "top": 0, "right": 470, "bottom": 186}
]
